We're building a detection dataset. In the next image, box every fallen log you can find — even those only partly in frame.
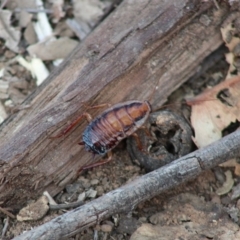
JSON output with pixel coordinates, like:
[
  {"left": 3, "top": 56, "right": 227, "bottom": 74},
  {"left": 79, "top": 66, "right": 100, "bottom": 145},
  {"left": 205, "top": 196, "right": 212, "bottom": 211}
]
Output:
[
  {"left": 0, "top": 0, "right": 228, "bottom": 209},
  {"left": 13, "top": 128, "right": 240, "bottom": 239}
]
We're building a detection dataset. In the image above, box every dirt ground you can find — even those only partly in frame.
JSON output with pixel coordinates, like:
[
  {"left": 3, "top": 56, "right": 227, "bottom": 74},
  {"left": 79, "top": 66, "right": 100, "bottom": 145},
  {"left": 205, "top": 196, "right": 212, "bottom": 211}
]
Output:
[{"left": 1, "top": 1, "right": 240, "bottom": 240}]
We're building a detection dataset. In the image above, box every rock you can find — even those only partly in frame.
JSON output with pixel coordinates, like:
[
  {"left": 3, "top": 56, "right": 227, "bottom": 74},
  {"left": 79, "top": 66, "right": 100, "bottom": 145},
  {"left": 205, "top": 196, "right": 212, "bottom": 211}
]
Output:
[
  {"left": 101, "top": 224, "right": 113, "bottom": 233},
  {"left": 17, "top": 196, "right": 49, "bottom": 221}
]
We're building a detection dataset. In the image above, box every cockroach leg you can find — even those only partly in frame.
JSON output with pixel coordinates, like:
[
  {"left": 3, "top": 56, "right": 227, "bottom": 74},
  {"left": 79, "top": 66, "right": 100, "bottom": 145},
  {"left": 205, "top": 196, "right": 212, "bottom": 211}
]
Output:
[
  {"left": 87, "top": 103, "right": 111, "bottom": 109},
  {"left": 50, "top": 112, "right": 92, "bottom": 139},
  {"left": 139, "top": 126, "right": 152, "bottom": 138},
  {"left": 132, "top": 132, "right": 145, "bottom": 152},
  {"left": 82, "top": 151, "right": 113, "bottom": 170},
  {"left": 81, "top": 102, "right": 111, "bottom": 110},
  {"left": 50, "top": 103, "right": 112, "bottom": 139}
]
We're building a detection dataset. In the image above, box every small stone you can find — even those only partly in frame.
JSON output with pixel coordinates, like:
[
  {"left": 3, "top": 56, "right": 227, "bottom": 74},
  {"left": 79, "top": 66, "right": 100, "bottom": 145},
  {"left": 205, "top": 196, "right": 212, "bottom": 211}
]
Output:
[
  {"left": 221, "top": 195, "right": 231, "bottom": 205},
  {"left": 124, "top": 165, "right": 140, "bottom": 173},
  {"left": 95, "top": 224, "right": 101, "bottom": 231},
  {"left": 199, "top": 14, "right": 211, "bottom": 26},
  {"left": 17, "top": 196, "right": 49, "bottom": 221},
  {"left": 86, "top": 188, "right": 97, "bottom": 198},
  {"left": 112, "top": 183, "right": 119, "bottom": 189},
  {"left": 65, "top": 182, "right": 82, "bottom": 194},
  {"left": 116, "top": 217, "right": 138, "bottom": 234},
  {"left": 96, "top": 186, "right": 104, "bottom": 196},
  {"left": 78, "top": 192, "right": 86, "bottom": 201},
  {"left": 211, "top": 194, "right": 221, "bottom": 204},
  {"left": 78, "top": 176, "right": 91, "bottom": 189},
  {"left": 96, "top": 171, "right": 104, "bottom": 178},
  {"left": 101, "top": 177, "right": 108, "bottom": 185},
  {"left": 138, "top": 217, "right": 147, "bottom": 223},
  {"left": 101, "top": 224, "right": 113, "bottom": 233},
  {"left": 90, "top": 179, "right": 99, "bottom": 185}
]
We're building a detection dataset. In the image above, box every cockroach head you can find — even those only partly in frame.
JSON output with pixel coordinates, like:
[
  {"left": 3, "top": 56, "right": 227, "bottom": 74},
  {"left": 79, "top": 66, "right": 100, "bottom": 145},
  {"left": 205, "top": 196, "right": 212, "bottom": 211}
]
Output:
[{"left": 84, "top": 143, "right": 106, "bottom": 156}]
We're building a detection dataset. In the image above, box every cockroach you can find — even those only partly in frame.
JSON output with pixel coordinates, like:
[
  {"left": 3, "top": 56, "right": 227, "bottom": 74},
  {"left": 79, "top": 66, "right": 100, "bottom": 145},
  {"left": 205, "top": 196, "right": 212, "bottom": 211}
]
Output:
[
  {"left": 51, "top": 99, "right": 153, "bottom": 169},
  {"left": 80, "top": 100, "right": 151, "bottom": 155}
]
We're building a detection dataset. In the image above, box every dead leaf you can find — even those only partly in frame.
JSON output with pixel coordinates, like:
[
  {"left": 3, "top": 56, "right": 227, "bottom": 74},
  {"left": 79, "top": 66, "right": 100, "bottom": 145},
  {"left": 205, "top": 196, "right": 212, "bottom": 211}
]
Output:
[
  {"left": 187, "top": 76, "right": 240, "bottom": 148},
  {"left": 18, "top": 11, "right": 32, "bottom": 28},
  {"left": 27, "top": 37, "right": 78, "bottom": 60},
  {"left": 50, "top": 0, "right": 65, "bottom": 23},
  {"left": 220, "top": 159, "right": 238, "bottom": 168},
  {"left": 6, "top": 0, "right": 37, "bottom": 10},
  {"left": 69, "top": 0, "right": 111, "bottom": 39},
  {"left": 24, "top": 22, "right": 38, "bottom": 45},
  {"left": 0, "top": 10, "right": 21, "bottom": 52},
  {"left": 216, "top": 170, "right": 234, "bottom": 195},
  {"left": 221, "top": 14, "right": 240, "bottom": 79},
  {"left": 73, "top": 0, "right": 108, "bottom": 26},
  {"left": 54, "top": 21, "right": 75, "bottom": 38}
]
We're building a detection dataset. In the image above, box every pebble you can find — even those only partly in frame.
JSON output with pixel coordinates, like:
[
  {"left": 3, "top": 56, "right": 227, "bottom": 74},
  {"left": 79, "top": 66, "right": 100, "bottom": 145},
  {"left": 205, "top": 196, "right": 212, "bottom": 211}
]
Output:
[
  {"left": 96, "top": 186, "right": 104, "bottom": 196},
  {"left": 65, "top": 182, "right": 83, "bottom": 194},
  {"left": 90, "top": 179, "right": 99, "bottom": 185},
  {"left": 86, "top": 188, "right": 97, "bottom": 198},
  {"left": 124, "top": 165, "right": 140, "bottom": 173},
  {"left": 116, "top": 217, "right": 138, "bottom": 234},
  {"left": 17, "top": 196, "right": 49, "bottom": 221},
  {"left": 101, "top": 177, "right": 108, "bottom": 185},
  {"left": 138, "top": 217, "right": 147, "bottom": 223},
  {"left": 78, "top": 176, "right": 91, "bottom": 188},
  {"left": 211, "top": 194, "right": 221, "bottom": 204},
  {"left": 78, "top": 192, "right": 86, "bottom": 201},
  {"left": 101, "top": 224, "right": 113, "bottom": 233}
]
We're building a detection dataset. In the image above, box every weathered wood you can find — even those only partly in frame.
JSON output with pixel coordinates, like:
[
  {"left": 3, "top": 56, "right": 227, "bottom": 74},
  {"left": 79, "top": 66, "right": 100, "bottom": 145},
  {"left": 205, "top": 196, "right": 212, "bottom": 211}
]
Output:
[
  {"left": 0, "top": 0, "right": 228, "bottom": 209},
  {"left": 13, "top": 129, "right": 240, "bottom": 239}
]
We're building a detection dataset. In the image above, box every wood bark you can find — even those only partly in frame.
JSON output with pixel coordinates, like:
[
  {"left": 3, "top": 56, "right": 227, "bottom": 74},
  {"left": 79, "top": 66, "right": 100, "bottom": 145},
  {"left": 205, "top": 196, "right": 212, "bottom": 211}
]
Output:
[
  {"left": 0, "top": 0, "right": 229, "bottom": 209},
  {"left": 13, "top": 129, "right": 240, "bottom": 240}
]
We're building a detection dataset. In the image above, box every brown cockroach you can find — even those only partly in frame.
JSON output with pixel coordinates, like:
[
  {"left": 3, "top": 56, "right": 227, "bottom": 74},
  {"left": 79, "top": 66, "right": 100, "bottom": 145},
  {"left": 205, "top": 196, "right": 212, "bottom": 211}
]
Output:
[
  {"left": 80, "top": 100, "right": 151, "bottom": 155},
  {"left": 52, "top": 99, "right": 152, "bottom": 168}
]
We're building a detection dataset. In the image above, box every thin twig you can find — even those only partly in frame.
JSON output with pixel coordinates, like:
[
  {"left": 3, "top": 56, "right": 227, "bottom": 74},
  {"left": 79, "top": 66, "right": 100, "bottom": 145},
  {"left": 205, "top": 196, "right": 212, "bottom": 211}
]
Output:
[
  {"left": 43, "top": 191, "right": 57, "bottom": 205},
  {"left": 1, "top": 216, "right": 9, "bottom": 238},
  {"left": 0, "top": 206, "right": 15, "bottom": 219},
  {"left": 213, "top": 0, "right": 220, "bottom": 9},
  {"left": 49, "top": 200, "right": 84, "bottom": 210}
]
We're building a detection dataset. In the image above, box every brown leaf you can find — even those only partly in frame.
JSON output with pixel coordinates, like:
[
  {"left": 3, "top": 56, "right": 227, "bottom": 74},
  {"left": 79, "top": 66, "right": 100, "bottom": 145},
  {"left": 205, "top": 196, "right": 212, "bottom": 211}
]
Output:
[
  {"left": 0, "top": 10, "right": 20, "bottom": 52},
  {"left": 187, "top": 76, "right": 240, "bottom": 148},
  {"left": 27, "top": 37, "right": 79, "bottom": 60}
]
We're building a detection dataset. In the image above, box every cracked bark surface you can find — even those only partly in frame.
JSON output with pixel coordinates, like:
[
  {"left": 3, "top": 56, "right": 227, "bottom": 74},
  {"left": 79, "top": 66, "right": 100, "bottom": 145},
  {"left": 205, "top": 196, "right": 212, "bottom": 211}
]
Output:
[{"left": 0, "top": 0, "right": 230, "bottom": 209}]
